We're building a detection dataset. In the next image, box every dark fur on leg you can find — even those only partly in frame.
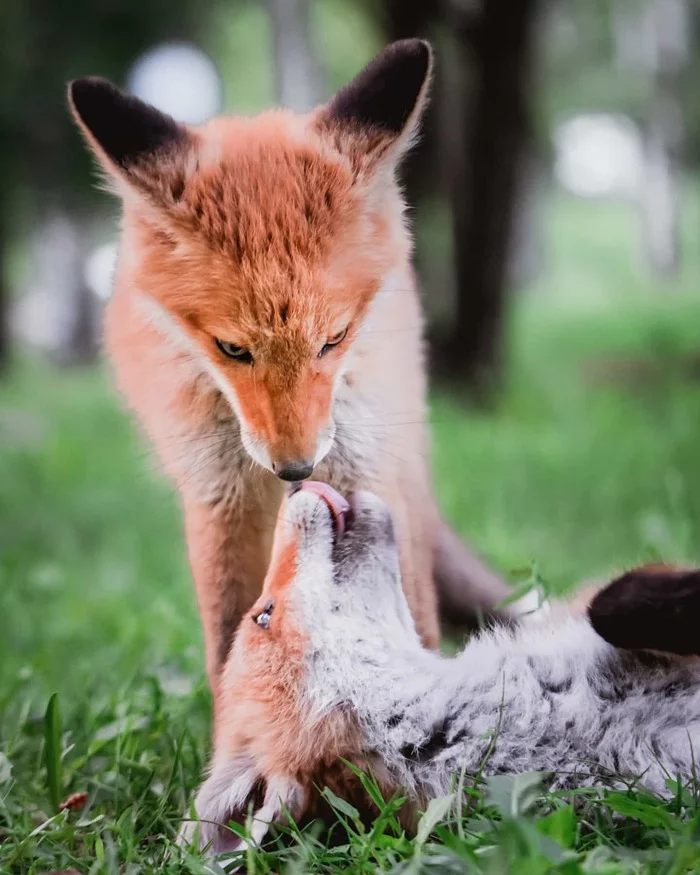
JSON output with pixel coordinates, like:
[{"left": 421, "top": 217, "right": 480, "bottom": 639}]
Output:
[{"left": 588, "top": 565, "right": 700, "bottom": 657}]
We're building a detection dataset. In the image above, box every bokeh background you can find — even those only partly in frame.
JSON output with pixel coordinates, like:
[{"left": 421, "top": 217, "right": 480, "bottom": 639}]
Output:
[{"left": 2, "top": 0, "right": 700, "bottom": 734}]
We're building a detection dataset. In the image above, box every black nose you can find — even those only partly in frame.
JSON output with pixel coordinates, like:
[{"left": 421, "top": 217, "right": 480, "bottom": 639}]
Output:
[{"left": 274, "top": 460, "right": 314, "bottom": 482}]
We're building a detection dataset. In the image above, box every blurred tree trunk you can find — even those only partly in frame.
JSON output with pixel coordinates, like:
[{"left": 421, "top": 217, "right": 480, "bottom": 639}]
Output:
[
  {"left": 508, "top": 150, "right": 545, "bottom": 289},
  {"left": 382, "top": 0, "right": 440, "bottom": 202},
  {"left": 0, "top": 215, "right": 8, "bottom": 373},
  {"left": 63, "top": 225, "right": 99, "bottom": 366},
  {"left": 436, "top": 0, "right": 540, "bottom": 400},
  {"left": 19, "top": 208, "right": 99, "bottom": 366},
  {"left": 264, "top": 0, "right": 322, "bottom": 111},
  {"left": 641, "top": 107, "right": 681, "bottom": 279},
  {"left": 638, "top": 0, "right": 688, "bottom": 279}
]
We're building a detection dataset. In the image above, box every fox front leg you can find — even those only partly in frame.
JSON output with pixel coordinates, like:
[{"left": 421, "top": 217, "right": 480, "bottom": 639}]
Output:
[{"left": 183, "top": 496, "right": 276, "bottom": 738}]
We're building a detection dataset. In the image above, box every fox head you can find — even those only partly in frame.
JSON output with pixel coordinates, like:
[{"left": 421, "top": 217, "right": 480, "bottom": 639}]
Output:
[
  {"left": 68, "top": 40, "right": 432, "bottom": 481},
  {"left": 179, "top": 484, "right": 417, "bottom": 855}
]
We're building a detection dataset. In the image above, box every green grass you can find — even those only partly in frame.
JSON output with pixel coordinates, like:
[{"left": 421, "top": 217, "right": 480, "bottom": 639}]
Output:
[{"left": 4, "top": 191, "right": 700, "bottom": 871}]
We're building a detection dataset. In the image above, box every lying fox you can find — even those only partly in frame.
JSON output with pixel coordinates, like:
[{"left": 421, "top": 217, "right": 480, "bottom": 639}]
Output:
[
  {"left": 182, "top": 483, "right": 700, "bottom": 856},
  {"left": 68, "top": 40, "right": 513, "bottom": 719}
]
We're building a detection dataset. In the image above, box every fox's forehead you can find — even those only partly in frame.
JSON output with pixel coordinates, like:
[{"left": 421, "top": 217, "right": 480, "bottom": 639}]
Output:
[
  {"left": 184, "top": 112, "right": 359, "bottom": 264},
  {"left": 138, "top": 111, "right": 388, "bottom": 335}
]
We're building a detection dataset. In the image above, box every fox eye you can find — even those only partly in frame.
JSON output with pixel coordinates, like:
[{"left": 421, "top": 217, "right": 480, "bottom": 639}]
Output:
[
  {"left": 215, "top": 338, "right": 254, "bottom": 364},
  {"left": 253, "top": 601, "right": 274, "bottom": 630},
  {"left": 319, "top": 327, "right": 348, "bottom": 358}
]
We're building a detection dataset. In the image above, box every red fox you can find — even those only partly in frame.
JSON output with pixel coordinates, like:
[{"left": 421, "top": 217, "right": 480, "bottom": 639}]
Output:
[
  {"left": 182, "top": 483, "right": 700, "bottom": 855},
  {"left": 68, "top": 40, "right": 512, "bottom": 726}
]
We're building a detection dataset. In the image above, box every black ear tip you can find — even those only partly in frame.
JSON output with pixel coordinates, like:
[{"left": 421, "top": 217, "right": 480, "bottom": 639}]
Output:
[
  {"left": 68, "top": 77, "right": 120, "bottom": 116},
  {"left": 324, "top": 38, "right": 433, "bottom": 139},
  {"left": 379, "top": 38, "right": 432, "bottom": 81},
  {"left": 588, "top": 565, "right": 700, "bottom": 656},
  {"left": 387, "top": 38, "right": 432, "bottom": 66},
  {"left": 67, "top": 75, "right": 186, "bottom": 172}
]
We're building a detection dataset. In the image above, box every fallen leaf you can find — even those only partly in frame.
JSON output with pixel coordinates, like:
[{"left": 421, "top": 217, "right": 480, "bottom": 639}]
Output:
[{"left": 59, "top": 791, "right": 88, "bottom": 811}]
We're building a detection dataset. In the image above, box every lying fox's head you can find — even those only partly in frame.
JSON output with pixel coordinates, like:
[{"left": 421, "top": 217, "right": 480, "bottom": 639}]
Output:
[
  {"left": 179, "top": 484, "right": 419, "bottom": 855},
  {"left": 69, "top": 41, "right": 432, "bottom": 480}
]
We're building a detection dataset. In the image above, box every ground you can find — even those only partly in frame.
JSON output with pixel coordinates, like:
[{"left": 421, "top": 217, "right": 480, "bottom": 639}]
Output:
[{"left": 2, "top": 191, "right": 700, "bottom": 872}]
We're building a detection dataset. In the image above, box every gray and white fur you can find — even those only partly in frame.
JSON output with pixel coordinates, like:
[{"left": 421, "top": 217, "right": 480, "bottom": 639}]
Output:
[{"left": 184, "top": 490, "right": 700, "bottom": 854}]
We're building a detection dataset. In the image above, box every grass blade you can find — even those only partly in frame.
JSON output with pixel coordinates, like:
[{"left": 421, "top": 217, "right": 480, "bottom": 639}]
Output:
[{"left": 43, "top": 692, "right": 63, "bottom": 813}]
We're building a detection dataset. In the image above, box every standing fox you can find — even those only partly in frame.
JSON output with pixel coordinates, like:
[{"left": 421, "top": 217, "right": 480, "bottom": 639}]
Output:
[{"left": 68, "top": 40, "right": 512, "bottom": 724}]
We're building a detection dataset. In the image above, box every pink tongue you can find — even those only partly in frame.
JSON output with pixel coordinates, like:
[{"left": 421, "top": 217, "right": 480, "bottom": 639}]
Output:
[{"left": 299, "top": 481, "right": 351, "bottom": 535}]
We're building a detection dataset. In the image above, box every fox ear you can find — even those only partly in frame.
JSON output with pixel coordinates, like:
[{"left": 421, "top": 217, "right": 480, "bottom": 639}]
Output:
[
  {"left": 68, "top": 77, "right": 193, "bottom": 202},
  {"left": 589, "top": 565, "right": 700, "bottom": 657},
  {"left": 319, "top": 39, "right": 432, "bottom": 164},
  {"left": 179, "top": 754, "right": 304, "bottom": 857}
]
